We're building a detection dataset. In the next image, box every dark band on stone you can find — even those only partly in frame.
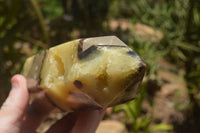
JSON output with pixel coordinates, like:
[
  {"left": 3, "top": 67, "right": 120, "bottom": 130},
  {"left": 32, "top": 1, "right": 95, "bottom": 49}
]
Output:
[
  {"left": 68, "top": 91, "right": 103, "bottom": 111},
  {"left": 120, "top": 98, "right": 135, "bottom": 104},
  {"left": 78, "top": 44, "right": 83, "bottom": 53},
  {"left": 127, "top": 51, "right": 137, "bottom": 57},
  {"left": 125, "top": 62, "right": 146, "bottom": 92},
  {"left": 97, "top": 45, "right": 127, "bottom": 47},
  {"left": 78, "top": 45, "right": 98, "bottom": 59},
  {"left": 79, "top": 39, "right": 84, "bottom": 48}
]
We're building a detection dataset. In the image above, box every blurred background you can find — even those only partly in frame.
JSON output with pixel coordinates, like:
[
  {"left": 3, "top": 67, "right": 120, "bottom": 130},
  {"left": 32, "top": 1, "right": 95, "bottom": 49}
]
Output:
[{"left": 0, "top": 0, "right": 200, "bottom": 132}]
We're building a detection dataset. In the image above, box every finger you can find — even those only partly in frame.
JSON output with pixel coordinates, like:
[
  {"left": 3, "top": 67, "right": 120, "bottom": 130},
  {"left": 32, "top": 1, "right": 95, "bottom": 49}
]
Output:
[
  {"left": 46, "top": 112, "right": 78, "bottom": 133},
  {"left": 0, "top": 75, "right": 29, "bottom": 130},
  {"left": 47, "top": 109, "right": 105, "bottom": 133},
  {"left": 71, "top": 110, "right": 105, "bottom": 133},
  {"left": 21, "top": 91, "right": 55, "bottom": 132}
]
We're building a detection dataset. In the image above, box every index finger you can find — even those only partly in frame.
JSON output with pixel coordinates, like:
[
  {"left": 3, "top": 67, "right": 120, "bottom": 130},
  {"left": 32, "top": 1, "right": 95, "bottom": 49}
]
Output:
[{"left": 47, "top": 109, "right": 105, "bottom": 133}]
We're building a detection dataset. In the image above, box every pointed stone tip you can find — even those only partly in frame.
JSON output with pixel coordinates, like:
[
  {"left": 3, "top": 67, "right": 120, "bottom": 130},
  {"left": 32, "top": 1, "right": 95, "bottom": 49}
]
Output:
[{"left": 139, "top": 61, "right": 146, "bottom": 74}]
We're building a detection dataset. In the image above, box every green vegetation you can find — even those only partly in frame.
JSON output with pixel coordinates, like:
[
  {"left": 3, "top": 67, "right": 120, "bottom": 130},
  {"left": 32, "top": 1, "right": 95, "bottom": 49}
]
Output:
[{"left": 0, "top": 0, "right": 200, "bottom": 132}]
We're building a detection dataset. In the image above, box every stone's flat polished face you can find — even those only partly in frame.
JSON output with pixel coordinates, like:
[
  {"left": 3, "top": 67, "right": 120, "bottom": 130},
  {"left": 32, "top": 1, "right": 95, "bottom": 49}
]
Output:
[
  {"left": 80, "top": 36, "right": 127, "bottom": 52},
  {"left": 22, "top": 36, "right": 146, "bottom": 112}
]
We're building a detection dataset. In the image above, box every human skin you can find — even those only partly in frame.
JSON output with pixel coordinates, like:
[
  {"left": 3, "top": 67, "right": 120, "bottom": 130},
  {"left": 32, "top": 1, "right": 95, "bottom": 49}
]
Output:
[{"left": 0, "top": 74, "right": 105, "bottom": 133}]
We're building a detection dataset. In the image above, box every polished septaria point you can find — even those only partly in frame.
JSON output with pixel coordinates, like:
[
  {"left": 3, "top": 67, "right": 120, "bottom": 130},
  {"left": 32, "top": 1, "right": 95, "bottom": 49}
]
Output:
[{"left": 22, "top": 36, "right": 146, "bottom": 112}]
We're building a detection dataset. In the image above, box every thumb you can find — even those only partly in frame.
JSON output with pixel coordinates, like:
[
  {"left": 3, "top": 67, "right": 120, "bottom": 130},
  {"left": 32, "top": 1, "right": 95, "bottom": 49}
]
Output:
[{"left": 0, "top": 75, "right": 29, "bottom": 126}]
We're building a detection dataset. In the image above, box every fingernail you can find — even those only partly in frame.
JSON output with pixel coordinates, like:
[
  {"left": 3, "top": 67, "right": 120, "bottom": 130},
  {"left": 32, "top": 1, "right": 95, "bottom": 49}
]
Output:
[{"left": 12, "top": 82, "right": 18, "bottom": 89}]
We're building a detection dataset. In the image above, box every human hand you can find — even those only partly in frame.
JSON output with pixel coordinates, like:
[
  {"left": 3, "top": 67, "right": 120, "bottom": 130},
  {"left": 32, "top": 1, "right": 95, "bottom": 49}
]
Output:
[{"left": 0, "top": 74, "right": 105, "bottom": 133}]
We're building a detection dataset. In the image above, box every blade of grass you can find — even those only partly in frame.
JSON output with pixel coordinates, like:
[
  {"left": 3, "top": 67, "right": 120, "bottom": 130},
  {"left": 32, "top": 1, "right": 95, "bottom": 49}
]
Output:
[
  {"left": 29, "top": 0, "right": 50, "bottom": 45},
  {"left": 150, "top": 123, "right": 173, "bottom": 132}
]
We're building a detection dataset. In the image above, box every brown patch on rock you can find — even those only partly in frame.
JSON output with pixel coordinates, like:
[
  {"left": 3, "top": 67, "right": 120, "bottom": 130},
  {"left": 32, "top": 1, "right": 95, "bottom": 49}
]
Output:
[
  {"left": 73, "top": 80, "right": 83, "bottom": 89},
  {"left": 66, "top": 90, "right": 103, "bottom": 111}
]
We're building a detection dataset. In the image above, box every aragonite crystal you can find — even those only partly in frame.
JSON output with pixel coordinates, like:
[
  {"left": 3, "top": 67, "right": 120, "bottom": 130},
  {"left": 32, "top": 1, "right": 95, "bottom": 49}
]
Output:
[{"left": 22, "top": 36, "right": 146, "bottom": 112}]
